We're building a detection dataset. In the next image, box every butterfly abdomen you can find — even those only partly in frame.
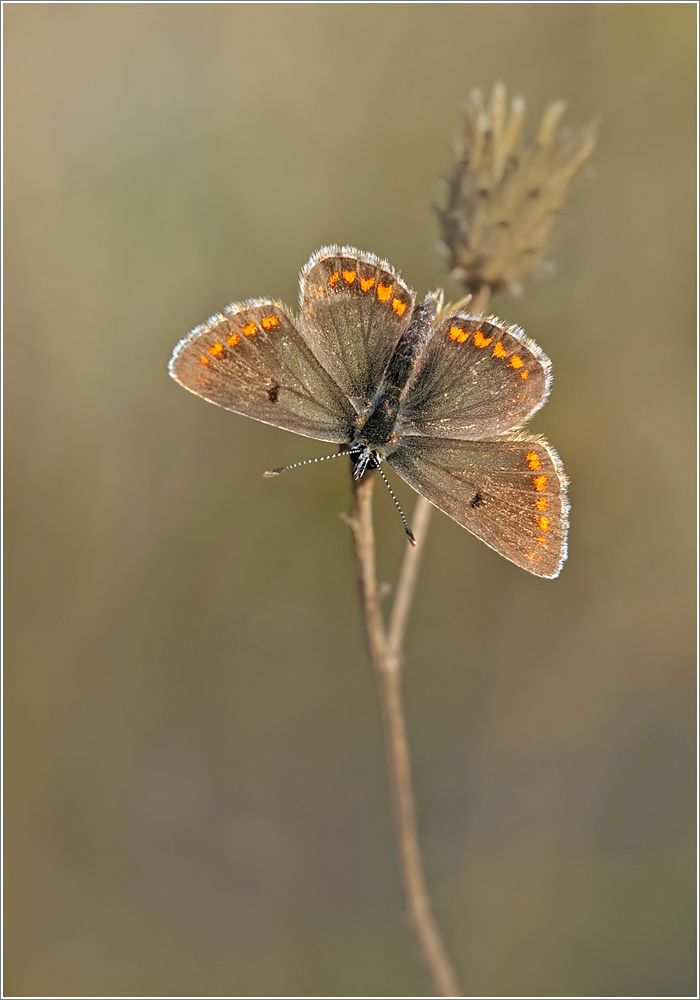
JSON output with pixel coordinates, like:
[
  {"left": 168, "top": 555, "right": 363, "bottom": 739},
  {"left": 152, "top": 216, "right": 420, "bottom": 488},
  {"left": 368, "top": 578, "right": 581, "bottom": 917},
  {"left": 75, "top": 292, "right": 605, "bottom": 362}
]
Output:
[{"left": 354, "top": 293, "right": 441, "bottom": 452}]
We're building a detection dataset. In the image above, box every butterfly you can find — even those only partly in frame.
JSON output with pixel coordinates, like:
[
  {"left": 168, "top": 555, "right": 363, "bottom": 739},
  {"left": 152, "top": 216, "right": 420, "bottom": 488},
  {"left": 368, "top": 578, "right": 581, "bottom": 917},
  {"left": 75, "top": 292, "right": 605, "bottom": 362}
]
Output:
[{"left": 169, "top": 246, "right": 568, "bottom": 577}]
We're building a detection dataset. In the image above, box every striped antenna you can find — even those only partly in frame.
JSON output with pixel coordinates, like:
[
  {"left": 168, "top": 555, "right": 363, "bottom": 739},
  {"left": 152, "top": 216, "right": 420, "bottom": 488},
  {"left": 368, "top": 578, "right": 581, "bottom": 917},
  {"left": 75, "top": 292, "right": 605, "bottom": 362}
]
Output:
[
  {"left": 265, "top": 449, "right": 416, "bottom": 547},
  {"left": 378, "top": 466, "right": 416, "bottom": 546},
  {"left": 263, "top": 450, "right": 347, "bottom": 477}
]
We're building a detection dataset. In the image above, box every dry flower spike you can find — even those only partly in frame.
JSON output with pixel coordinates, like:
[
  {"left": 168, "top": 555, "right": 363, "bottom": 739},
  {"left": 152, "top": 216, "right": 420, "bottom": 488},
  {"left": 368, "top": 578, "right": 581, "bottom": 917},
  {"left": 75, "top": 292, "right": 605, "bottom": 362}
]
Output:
[{"left": 438, "top": 82, "right": 598, "bottom": 295}]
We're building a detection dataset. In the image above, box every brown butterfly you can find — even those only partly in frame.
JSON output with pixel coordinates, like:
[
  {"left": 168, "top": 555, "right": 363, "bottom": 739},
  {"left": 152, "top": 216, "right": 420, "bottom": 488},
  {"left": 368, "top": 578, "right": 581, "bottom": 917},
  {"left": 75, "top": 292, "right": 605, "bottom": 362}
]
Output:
[{"left": 170, "top": 247, "right": 568, "bottom": 577}]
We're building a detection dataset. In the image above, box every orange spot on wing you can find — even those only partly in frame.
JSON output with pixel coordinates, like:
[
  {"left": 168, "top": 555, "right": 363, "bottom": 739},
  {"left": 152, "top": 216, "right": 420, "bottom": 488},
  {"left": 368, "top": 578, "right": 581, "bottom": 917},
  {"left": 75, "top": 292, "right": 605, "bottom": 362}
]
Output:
[
  {"left": 520, "top": 369, "right": 529, "bottom": 380},
  {"left": 509, "top": 355, "right": 524, "bottom": 369},
  {"left": 329, "top": 272, "right": 339, "bottom": 286},
  {"left": 208, "top": 342, "right": 224, "bottom": 356},
  {"left": 538, "top": 516, "right": 550, "bottom": 532},
  {"left": 392, "top": 298, "right": 407, "bottom": 316},
  {"left": 360, "top": 276, "right": 375, "bottom": 292},
  {"left": 261, "top": 315, "right": 279, "bottom": 329},
  {"left": 536, "top": 497, "right": 548, "bottom": 511},
  {"left": 377, "top": 283, "right": 393, "bottom": 301},
  {"left": 533, "top": 475, "right": 547, "bottom": 492},
  {"left": 449, "top": 326, "right": 470, "bottom": 343},
  {"left": 473, "top": 330, "right": 494, "bottom": 348},
  {"left": 227, "top": 332, "right": 239, "bottom": 347},
  {"left": 492, "top": 341, "right": 508, "bottom": 358},
  {"left": 343, "top": 270, "right": 356, "bottom": 284},
  {"left": 537, "top": 535, "right": 547, "bottom": 546},
  {"left": 199, "top": 354, "right": 210, "bottom": 365},
  {"left": 526, "top": 450, "right": 540, "bottom": 471},
  {"left": 241, "top": 322, "right": 257, "bottom": 337}
]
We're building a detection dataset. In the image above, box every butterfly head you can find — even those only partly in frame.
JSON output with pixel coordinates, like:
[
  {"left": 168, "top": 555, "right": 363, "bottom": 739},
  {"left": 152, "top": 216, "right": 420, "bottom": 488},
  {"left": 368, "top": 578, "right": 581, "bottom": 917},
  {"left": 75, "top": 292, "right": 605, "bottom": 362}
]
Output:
[{"left": 349, "top": 444, "right": 382, "bottom": 482}]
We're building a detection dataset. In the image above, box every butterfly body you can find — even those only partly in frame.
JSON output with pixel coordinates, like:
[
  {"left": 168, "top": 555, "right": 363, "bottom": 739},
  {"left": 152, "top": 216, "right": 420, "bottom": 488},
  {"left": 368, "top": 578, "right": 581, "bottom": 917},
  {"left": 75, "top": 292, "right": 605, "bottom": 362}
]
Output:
[
  {"left": 349, "top": 291, "right": 441, "bottom": 479},
  {"left": 170, "top": 247, "right": 568, "bottom": 578}
]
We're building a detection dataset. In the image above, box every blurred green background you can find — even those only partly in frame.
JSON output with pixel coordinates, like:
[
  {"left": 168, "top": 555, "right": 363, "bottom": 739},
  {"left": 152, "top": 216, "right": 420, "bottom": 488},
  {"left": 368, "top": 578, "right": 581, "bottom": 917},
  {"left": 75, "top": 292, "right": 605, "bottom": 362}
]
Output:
[{"left": 4, "top": 4, "right": 696, "bottom": 998}]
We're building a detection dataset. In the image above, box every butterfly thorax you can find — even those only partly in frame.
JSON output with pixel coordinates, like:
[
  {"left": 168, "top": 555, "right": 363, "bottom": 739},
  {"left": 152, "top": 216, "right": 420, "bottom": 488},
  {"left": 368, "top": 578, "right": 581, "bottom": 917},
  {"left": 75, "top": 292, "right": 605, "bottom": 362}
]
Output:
[{"left": 350, "top": 293, "right": 440, "bottom": 480}]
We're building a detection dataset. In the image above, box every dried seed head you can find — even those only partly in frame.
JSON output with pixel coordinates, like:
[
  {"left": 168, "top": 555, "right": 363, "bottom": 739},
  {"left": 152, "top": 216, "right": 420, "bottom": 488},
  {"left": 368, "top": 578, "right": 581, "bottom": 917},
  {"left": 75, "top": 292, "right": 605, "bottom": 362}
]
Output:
[{"left": 437, "top": 83, "right": 597, "bottom": 295}]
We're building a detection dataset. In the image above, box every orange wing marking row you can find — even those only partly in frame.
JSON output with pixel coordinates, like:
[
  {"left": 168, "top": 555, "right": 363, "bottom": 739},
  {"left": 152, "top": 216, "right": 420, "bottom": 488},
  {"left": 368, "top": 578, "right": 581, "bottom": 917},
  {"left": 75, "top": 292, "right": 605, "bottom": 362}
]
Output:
[
  {"left": 449, "top": 325, "right": 530, "bottom": 380},
  {"left": 327, "top": 268, "right": 407, "bottom": 316},
  {"left": 526, "top": 462, "right": 552, "bottom": 557},
  {"left": 200, "top": 313, "right": 279, "bottom": 365}
]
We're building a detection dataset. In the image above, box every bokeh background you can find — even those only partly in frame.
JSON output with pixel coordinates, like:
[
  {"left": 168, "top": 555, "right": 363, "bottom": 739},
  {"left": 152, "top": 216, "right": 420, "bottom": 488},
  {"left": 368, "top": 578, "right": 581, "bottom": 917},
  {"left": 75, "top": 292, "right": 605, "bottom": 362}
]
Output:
[{"left": 4, "top": 5, "right": 696, "bottom": 998}]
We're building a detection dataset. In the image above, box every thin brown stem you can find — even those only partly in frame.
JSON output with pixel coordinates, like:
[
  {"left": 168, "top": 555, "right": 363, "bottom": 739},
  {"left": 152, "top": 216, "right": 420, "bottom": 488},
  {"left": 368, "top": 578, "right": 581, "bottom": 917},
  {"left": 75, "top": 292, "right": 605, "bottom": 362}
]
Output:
[
  {"left": 347, "top": 473, "right": 461, "bottom": 998},
  {"left": 373, "top": 659, "right": 460, "bottom": 998},
  {"left": 388, "top": 496, "right": 433, "bottom": 658},
  {"left": 347, "top": 473, "right": 387, "bottom": 669}
]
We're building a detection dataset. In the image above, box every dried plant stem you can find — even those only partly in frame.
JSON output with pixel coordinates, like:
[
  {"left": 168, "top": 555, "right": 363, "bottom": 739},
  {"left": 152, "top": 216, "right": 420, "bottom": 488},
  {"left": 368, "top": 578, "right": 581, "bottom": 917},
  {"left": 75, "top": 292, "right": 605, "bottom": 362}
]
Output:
[
  {"left": 388, "top": 495, "right": 433, "bottom": 656},
  {"left": 347, "top": 473, "right": 460, "bottom": 998}
]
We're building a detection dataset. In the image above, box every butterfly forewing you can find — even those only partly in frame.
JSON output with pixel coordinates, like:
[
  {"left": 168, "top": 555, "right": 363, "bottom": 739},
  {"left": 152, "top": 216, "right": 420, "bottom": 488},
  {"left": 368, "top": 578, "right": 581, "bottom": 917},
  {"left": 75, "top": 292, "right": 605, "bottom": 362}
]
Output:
[
  {"left": 169, "top": 299, "right": 357, "bottom": 442},
  {"left": 397, "top": 313, "right": 551, "bottom": 439},
  {"left": 388, "top": 436, "right": 568, "bottom": 578},
  {"left": 299, "top": 247, "right": 416, "bottom": 408}
]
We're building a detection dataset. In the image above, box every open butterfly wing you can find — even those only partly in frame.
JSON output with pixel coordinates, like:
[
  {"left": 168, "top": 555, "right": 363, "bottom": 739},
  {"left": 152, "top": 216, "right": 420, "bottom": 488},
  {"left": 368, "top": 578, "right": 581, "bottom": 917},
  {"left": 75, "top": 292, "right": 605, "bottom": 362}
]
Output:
[
  {"left": 398, "top": 313, "right": 551, "bottom": 440},
  {"left": 170, "top": 299, "right": 356, "bottom": 443},
  {"left": 299, "top": 247, "right": 416, "bottom": 409},
  {"left": 388, "top": 435, "right": 568, "bottom": 578}
]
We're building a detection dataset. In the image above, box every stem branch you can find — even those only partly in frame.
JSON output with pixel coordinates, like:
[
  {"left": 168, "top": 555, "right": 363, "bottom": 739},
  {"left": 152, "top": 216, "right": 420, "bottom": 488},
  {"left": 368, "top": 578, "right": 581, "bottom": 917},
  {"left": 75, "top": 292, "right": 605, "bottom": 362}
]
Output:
[{"left": 389, "top": 496, "right": 433, "bottom": 658}]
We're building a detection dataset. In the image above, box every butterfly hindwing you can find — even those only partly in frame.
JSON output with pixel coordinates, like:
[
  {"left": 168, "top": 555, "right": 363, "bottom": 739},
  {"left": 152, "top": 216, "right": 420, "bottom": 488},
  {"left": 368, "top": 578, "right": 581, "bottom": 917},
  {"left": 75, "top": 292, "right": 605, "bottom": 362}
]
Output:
[
  {"left": 299, "top": 246, "right": 416, "bottom": 409},
  {"left": 169, "top": 299, "right": 357, "bottom": 443},
  {"left": 397, "top": 313, "right": 551, "bottom": 440},
  {"left": 387, "top": 435, "right": 568, "bottom": 578}
]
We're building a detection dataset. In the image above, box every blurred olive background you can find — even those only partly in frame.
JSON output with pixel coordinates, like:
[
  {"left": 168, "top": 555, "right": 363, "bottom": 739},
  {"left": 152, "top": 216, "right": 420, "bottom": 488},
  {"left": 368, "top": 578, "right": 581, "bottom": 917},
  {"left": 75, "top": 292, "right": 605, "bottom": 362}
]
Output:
[{"left": 4, "top": 5, "right": 696, "bottom": 998}]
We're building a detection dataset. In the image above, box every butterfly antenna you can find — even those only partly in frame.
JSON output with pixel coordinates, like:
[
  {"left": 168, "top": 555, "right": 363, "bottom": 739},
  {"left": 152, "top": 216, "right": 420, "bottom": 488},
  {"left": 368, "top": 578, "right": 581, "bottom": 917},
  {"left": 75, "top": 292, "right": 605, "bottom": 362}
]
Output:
[
  {"left": 377, "top": 466, "right": 416, "bottom": 546},
  {"left": 263, "top": 450, "right": 347, "bottom": 477}
]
